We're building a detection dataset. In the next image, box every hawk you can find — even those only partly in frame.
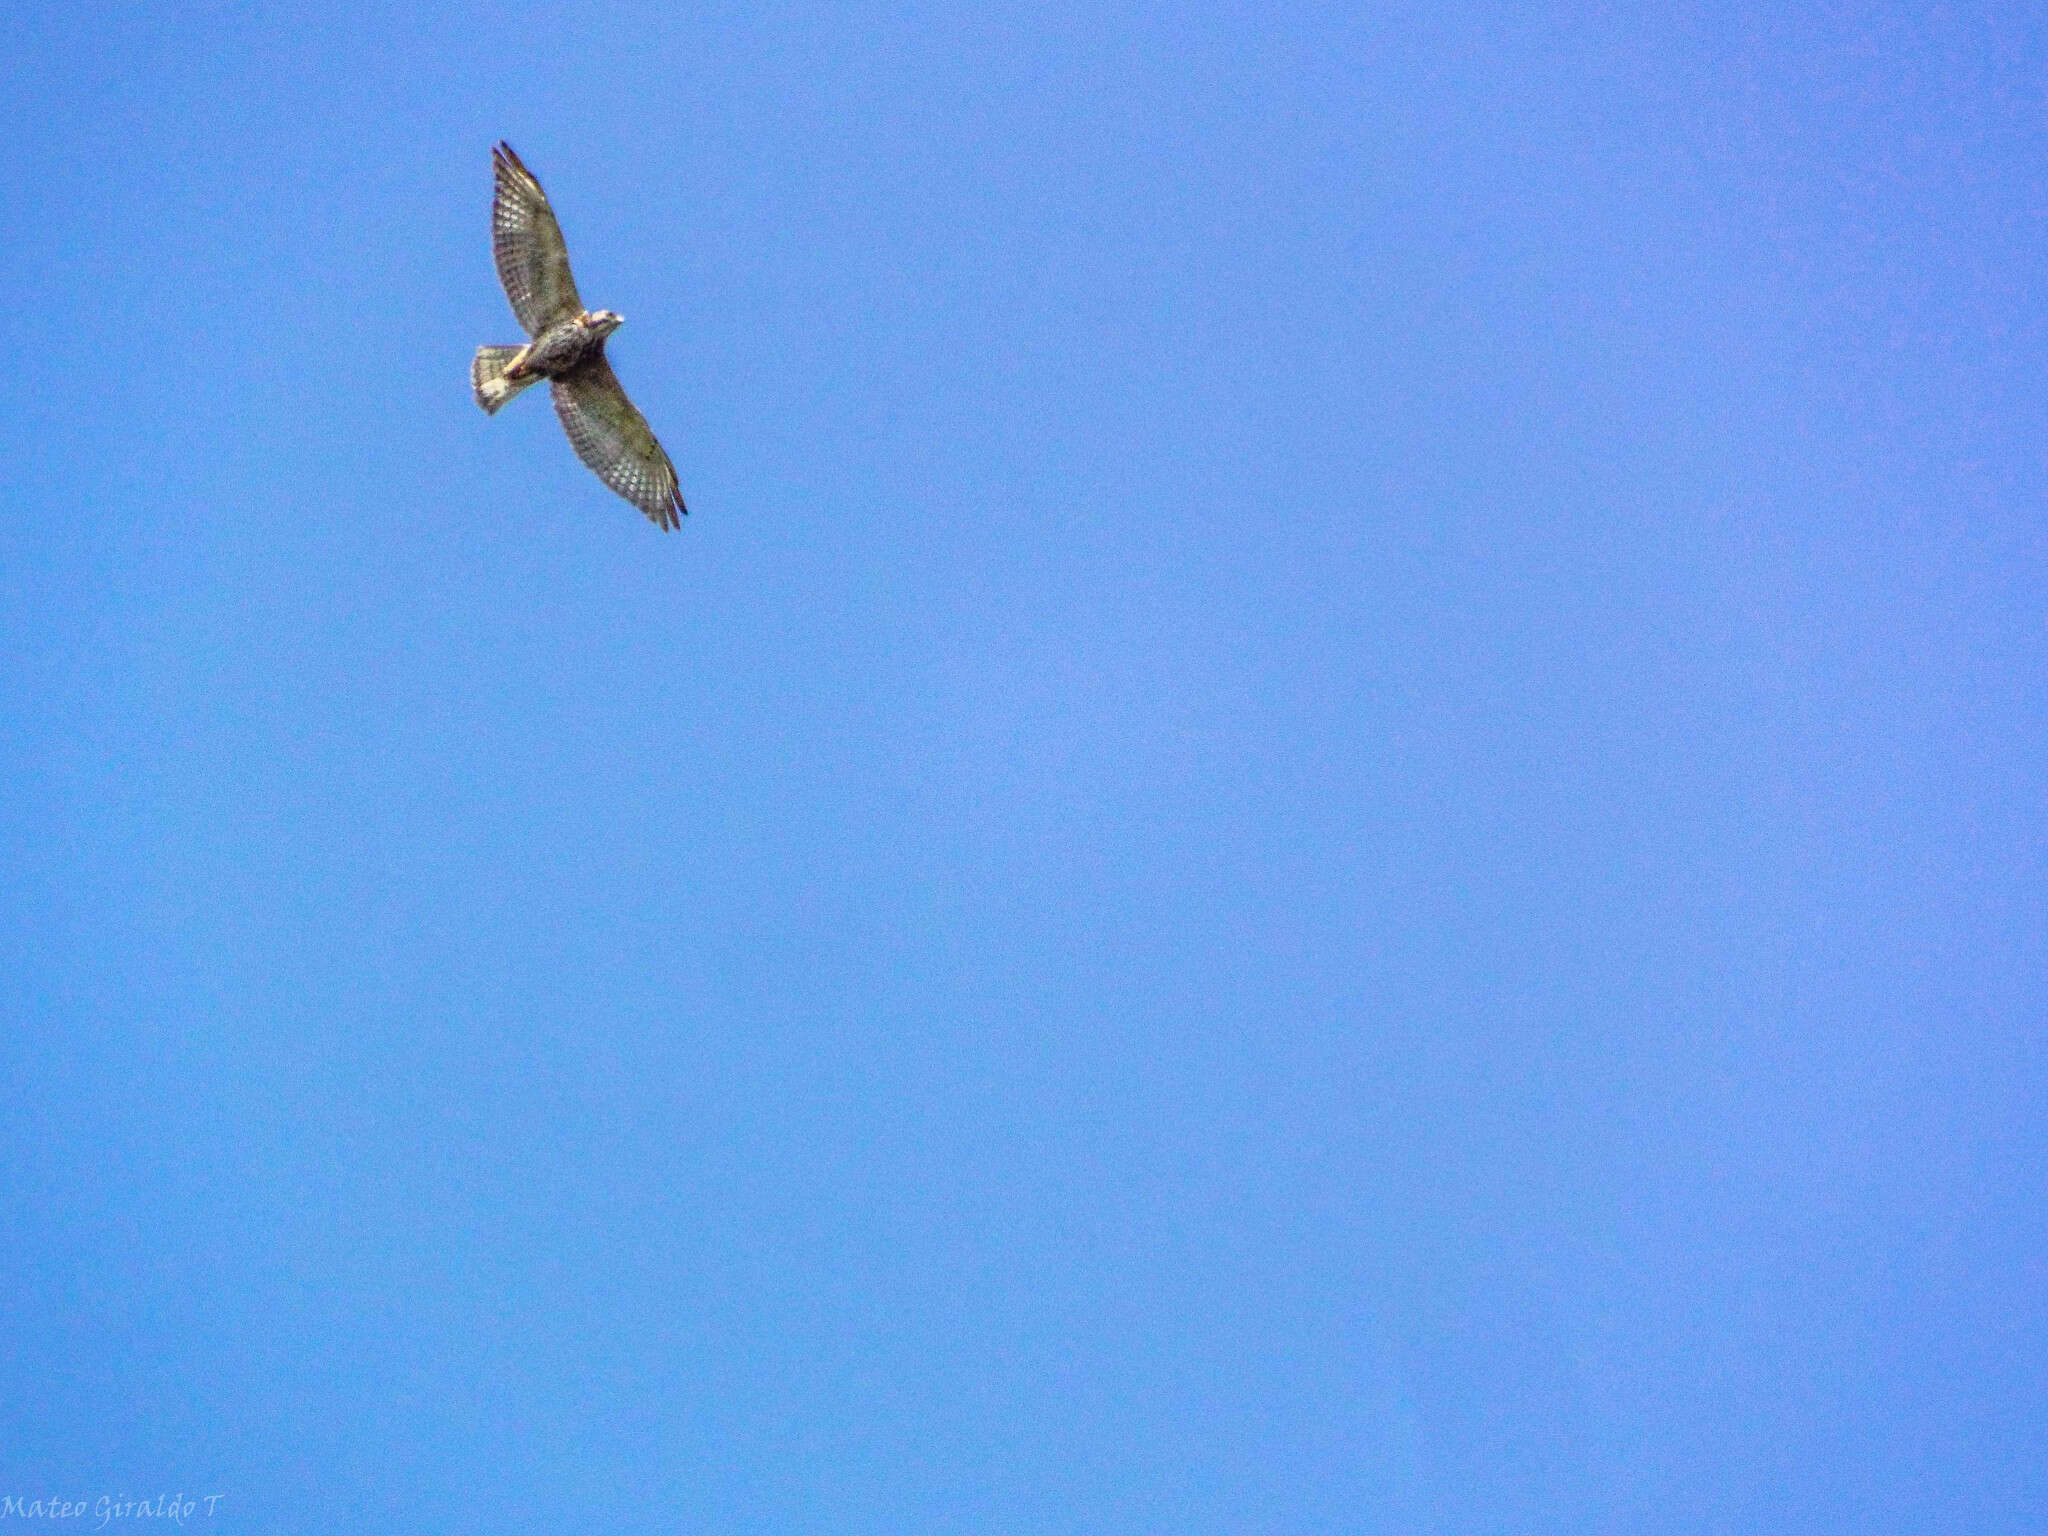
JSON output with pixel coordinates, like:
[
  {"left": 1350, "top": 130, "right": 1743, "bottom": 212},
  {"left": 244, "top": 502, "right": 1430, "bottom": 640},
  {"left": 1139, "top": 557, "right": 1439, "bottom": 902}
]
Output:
[{"left": 472, "top": 142, "right": 687, "bottom": 530}]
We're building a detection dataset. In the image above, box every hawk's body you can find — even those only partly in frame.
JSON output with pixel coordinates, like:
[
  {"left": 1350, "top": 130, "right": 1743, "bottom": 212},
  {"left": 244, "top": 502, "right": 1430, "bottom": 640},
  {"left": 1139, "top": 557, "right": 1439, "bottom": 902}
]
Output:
[
  {"left": 521, "top": 315, "right": 611, "bottom": 378},
  {"left": 473, "top": 142, "right": 686, "bottom": 530}
]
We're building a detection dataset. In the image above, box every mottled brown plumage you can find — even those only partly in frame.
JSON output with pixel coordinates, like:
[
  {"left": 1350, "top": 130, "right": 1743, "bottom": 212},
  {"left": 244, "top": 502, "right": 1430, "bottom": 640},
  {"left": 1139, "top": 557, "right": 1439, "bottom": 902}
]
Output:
[{"left": 473, "top": 142, "right": 686, "bottom": 531}]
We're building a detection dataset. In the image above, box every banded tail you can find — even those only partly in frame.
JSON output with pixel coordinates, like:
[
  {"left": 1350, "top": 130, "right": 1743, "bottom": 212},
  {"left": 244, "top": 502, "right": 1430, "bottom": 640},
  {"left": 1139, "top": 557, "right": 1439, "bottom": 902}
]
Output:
[{"left": 472, "top": 345, "right": 539, "bottom": 414}]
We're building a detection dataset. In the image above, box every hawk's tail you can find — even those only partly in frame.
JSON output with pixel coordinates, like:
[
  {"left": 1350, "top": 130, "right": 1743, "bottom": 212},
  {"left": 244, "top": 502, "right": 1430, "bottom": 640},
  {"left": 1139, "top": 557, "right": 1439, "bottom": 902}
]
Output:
[{"left": 472, "top": 346, "right": 538, "bottom": 415}]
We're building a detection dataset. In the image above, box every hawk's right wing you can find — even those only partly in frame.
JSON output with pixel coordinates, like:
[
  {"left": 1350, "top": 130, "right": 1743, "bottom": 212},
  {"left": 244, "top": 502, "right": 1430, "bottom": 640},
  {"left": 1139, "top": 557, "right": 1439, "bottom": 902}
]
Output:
[
  {"left": 551, "top": 358, "right": 687, "bottom": 531},
  {"left": 492, "top": 142, "right": 584, "bottom": 337}
]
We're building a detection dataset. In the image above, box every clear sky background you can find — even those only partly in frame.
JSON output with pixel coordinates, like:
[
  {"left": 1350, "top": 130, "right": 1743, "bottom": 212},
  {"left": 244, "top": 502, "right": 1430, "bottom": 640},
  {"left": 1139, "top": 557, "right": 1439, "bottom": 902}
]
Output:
[{"left": 2, "top": 2, "right": 2044, "bottom": 1531}]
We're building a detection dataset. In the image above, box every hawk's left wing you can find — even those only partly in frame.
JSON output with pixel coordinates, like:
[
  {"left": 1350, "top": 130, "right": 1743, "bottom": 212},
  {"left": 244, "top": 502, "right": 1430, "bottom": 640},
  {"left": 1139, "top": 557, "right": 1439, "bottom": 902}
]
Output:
[
  {"left": 551, "top": 358, "right": 687, "bottom": 530},
  {"left": 492, "top": 143, "right": 583, "bottom": 337}
]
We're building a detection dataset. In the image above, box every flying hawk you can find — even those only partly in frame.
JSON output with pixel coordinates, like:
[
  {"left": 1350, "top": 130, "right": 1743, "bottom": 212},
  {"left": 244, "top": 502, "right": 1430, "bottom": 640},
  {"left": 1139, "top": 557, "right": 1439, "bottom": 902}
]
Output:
[{"left": 472, "top": 142, "right": 687, "bottom": 530}]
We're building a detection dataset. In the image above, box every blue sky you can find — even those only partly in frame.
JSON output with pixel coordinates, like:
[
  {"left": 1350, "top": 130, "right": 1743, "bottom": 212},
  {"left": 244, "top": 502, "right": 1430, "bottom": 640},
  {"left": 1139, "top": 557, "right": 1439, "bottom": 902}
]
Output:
[{"left": 2, "top": 1, "right": 2044, "bottom": 1530}]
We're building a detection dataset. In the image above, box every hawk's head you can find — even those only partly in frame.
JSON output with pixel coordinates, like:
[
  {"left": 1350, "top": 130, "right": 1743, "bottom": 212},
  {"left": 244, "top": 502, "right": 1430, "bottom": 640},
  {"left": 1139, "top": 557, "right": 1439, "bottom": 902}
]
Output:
[{"left": 584, "top": 309, "right": 625, "bottom": 337}]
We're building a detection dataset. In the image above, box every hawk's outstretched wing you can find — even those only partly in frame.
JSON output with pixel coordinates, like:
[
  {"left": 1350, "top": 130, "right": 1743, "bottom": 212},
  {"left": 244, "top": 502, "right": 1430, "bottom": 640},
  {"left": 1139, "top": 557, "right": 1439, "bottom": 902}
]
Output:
[
  {"left": 492, "top": 142, "right": 583, "bottom": 337},
  {"left": 552, "top": 358, "right": 687, "bottom": 530}
]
